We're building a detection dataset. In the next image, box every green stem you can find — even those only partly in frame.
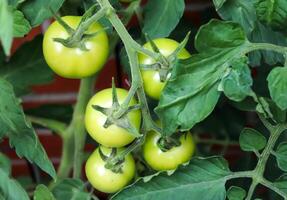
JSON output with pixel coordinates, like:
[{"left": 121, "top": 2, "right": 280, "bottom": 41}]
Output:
[
  {"left": 72, "top": 8, "right": 107, "bottom": 41},
  {"left": 246, "top": 122, "right": 286, "bottom": 199},
  {"left": 27, "top": 115, "right": 67, "bottom": 137},
  {"left": 249, "top": 42, "right": 287, "bottom": 55},
  {"left": 246, "top": 180, "right": 257, "bottom": 200},
  {"left": 72, "top": 76, "right": 96, "bottom": 178},
  {"left": 195, "top": 137, "right": 239, "bottom": 146},
  {"left": 97, "top": 0, "right": 156, "bottom": 131},
  {"left": 57, "top": 126, "right": 74, "bottom": 178},
  {"left": 261, "top": 178, "right": 287, "bottom": 200}
]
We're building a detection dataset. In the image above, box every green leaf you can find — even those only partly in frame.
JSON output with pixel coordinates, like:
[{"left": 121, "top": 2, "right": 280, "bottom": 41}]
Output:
[
  {"left": 113, "top": 157, "right": 231, "bottom": 200},
  {"left": 0, "top": 168, "right": 29, "bottom": 200},
  {"left": 0, "top": 0, "right": 13, "bottom": 56},
  {"left": 275, "top": 142, "right": 287, "bottom": 172},
  {"left": 195, "top": 20, "right": 247, "bottom": 52},
  {"left": 254, "top": 0, "right": 287, "bottom": 30},
  {"left": 13, "top": 9, "right": 31, "bottom": 37},
  {"left": 213, "top": 0, "right": 227, "bottom": 10},
  {"left": 227, "top": 186, "right": 246, "bottom": 200},
  {"left": 142, "top": 0, "right": 185, "bottom": 39},
  {"left": 239, "top": 128, "right": 267, "bottom": 152},
  {"left": 20, "top": 0, "right": 65, "bottom": 26},
  {"left": 155, "top": 19, "right": 249, "bottom": 135},
  {"left": 274, "top": 174, "right": 287, "bottom": 194},
  {"left": 267, "top": 67, "right": 287, "bottom": 110},
  {"left": 217, "top": 0, "right": 286, "bottom": 66},
  {"left": 0, "top": 36, "right": 54, "bottom": 96},
  {"left": 221, "top": 57, "right": 252, "bottom": 102},
  {"left": 0, "top": 78, "right": 56, "bottom": 179},
  {"left": 8, "top": 0, "right": 25, "bottom": 6},
  {"left": 34, "top": 185, "right": 56, "bottom": 200},
  {"left": 0, "top": 153, "right": 11, "bottom": 175},
  {"left": 51, "top": 179, "right": 92, "bottom": 200}
]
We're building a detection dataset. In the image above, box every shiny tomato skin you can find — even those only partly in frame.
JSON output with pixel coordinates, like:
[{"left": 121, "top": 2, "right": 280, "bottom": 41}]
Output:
[
  {"left": 85, "top": 88, "right": 141, "bottom": 147},
  {"left": 143, "top": 131, "right": 195, "bottom": 171},
  {"left": 85, "top": 146, "right": 136, "bottom": 193},
  {"left": 43, "top": 16, "right": 109, "bottom": 79},
  {"left": 138, "top": 38, "right": 191, "bottom": 100}
]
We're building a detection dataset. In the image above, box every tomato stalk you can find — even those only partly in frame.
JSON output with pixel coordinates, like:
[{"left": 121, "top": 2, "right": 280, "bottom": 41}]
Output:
[{"left": 72, "top": 76, "right": 97, "bottom": 178}]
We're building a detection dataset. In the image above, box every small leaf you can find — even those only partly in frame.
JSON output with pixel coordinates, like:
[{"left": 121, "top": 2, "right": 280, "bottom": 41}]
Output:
[
  {"left": 267, "top": 67, "right": 287, "bottom": 110},
  {"left": 113, "top": 157, "right": 231, "bottom": 200},
  {"left": 0, "top": 0, "right": 13, "bottom": 55},
  {"left": 0, "top": 153, "right": 11, "bottom": 175},
  {"left": 0, "top": 78, "right": 56, "bottom": 179},
  {"left": 13, "top": 9, "right": 31, "bottom": 37},
  {"left": 274, "top": 174, "right": 287, "bottom": 194},
  {"left": 20, "top": 0, "right": 65, "bottom": 26},
  {"left": 275, "top": 142, "right": 287, "bottom": 172},
  {"left": 239, "top": 128, "right": 267, "bottom": 152},
  {"left": 34, "top": 185, "right": 56, "bottom": 200},
  {"left": 0, "top": 168, "right": 29, "bottom": 200},
  {"left": 51, "top": 179, "right": 92, "bottom": 200},
  {"left": 221, "top": 57, "right": 252, "bottom": 102},
  {"left": 143, "top": 0, "right": 185, "bottom": 39},
  {"left": 227, "top": 186, "right": 246, "bottom": 200}
]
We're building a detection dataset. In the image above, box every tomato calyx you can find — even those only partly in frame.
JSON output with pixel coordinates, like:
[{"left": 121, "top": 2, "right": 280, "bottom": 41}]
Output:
[
  {"left": 50, "top": 7, "right": 107, "bottom": 51},
  {"left": 141, "top": 32, "right": 191, "bottom": 82},
  {"left": 92, "top": 79, "right": 141, "bottom": 137},
  {"left": 98, "top": 147, "right": 125, "bottom": 173},
  {"left": 157, "top": 135, "right": 181, "bottom": 152}
]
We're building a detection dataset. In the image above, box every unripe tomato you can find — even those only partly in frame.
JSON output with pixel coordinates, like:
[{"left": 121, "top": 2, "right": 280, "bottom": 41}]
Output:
[
  {"left": 85, "top": 146, "right": 136, "bottom": 193},
  {"left": 143, "top": 131, "right": 195, "bottom": 171},
  {"left": 43, "top": 16, "right": 109, "bottom": 79},
  {"left": 85, "top": 88, "right": 141, "bottom": 147},
  {"left": 138, "top": 38, "right": 191, "bottom": 100}
]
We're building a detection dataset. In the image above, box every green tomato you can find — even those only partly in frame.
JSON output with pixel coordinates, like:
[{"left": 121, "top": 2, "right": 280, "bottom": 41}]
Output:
[
  {"left": 85, "top": 88, "right": 141, "bottom": 147},
  {"left": 138, "top": 38, "right": 191, "bottom": 100},
  {"left": 143, "top": 131, "right": 195, "bottom": 171},
  {"left": 43, "top": 16, "right": 109, "bottom": 79},
  {"left": 85, "top": 146, "right": 136, "bottom": 193}
]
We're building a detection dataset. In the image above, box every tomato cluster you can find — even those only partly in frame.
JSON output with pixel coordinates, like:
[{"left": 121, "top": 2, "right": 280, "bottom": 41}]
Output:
[{"left": 42, "top": 16, "right": 195, "bottom": 194}]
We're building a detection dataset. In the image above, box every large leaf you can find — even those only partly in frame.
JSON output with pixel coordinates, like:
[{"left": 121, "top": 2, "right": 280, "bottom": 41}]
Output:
[
  {"left": 275, "top": 142, "right": 287, "bottom": 172},
  {"left": 34, "top": 185, "right": 56, "bottom": 200},
  {"left": 0, "top": 168, "right": 29, "bottom": 200},
  {"left": 0, "top": 0, "right": 13, "bottom": 56},
  {"left": 113, "top": 157, "right": 231, "bottom": 200},
  {"left": 267, "top": 67, "right": 287, "bottom": 110},
  {"left": 155, "top": 19, "right": 250, "bottom": 135},
  {"left": 13, "top": 9, "right": 31, "bottom": 37},
  {"left": 51, "top": 179, "right": 92, "bottom": 200},
  {"left": 239, "top": 128, "right": 266, "bottom": 152},
  {"left": 142, "top": 0, "right": 185, "bottom": 39},
  {"left": 0, "top": 36, "right": 54, "bottom": 96},
  {"left": 0, "top": 78, "right": 56, "bottom": 179},
  {"left": 216, "top": 0, "right": 286, "bottom": 66},
  {"left": 20, "top": 0, "right": 65, "bottom": 26},
  {"left": 0, "top": 153, "right": 11, "bottom": 175}
]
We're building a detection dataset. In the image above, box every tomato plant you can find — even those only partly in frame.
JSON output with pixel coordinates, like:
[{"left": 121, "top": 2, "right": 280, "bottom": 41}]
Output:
[{"left": 1, "top": 0, "right": 287, "bottom": 200}]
